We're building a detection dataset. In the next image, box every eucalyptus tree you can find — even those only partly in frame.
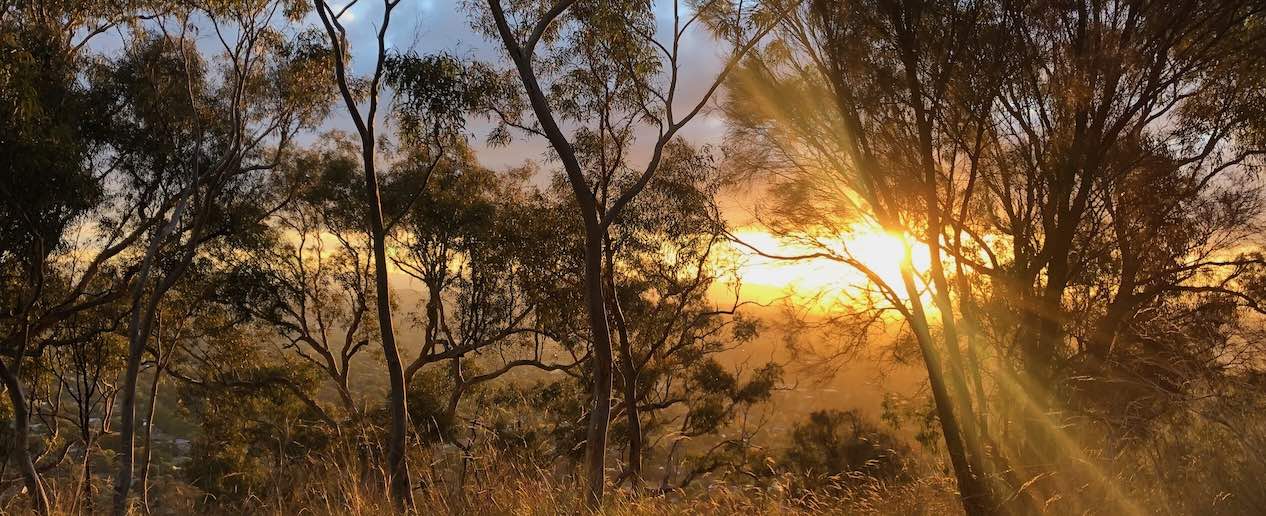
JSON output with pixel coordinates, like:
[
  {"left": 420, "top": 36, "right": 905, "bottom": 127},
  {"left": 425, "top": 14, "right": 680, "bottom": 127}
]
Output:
[
  {"left": 115, "top": 253, "right": 337, "bottom": 508},
  {"left": 474, "top": 169, "right": 781, "bottom": 491},
  {"left": 46, "top": 319, "right": 125, "bottom": 513},
  {"left": 474, "top": 0, "right": 780, "bottom": 505},
  {"left": 591, "top": 139, "right": 771, "bottom": 487},
  {"left": 951, "top": 1, "right": 1266, "bottom": 506},
  {"left": 106, "top": 9, "right": 333, "bottom": 513},
  {"left": 723, "top": 0, "right": 1003, "bottom": 511},
  {"left": 245, "top": 140, "right": 380, "bottom": 425},
  {"left": 305, "top": 0, "right": 415, "bottom": 503},
  {"left": 166, "top": 304, "right": 332, "bottom": 506},
  {"left": 724, "top": 0, "right": 1266, "bottom": 512},
  {"left": 306, "top": 0, "right": 483, "bottom": 503},
  {"left": 982, "top": 0, "right": 1266, "bottom": 448},
  {"left": 386, "top": 148, "right": 579, "bottom": 425},
  {"left": 134, "top": 271, "right": 240, "bottom": 512},
  {"left": 0, "top": 7, "right": 160, "bottom": 512}
]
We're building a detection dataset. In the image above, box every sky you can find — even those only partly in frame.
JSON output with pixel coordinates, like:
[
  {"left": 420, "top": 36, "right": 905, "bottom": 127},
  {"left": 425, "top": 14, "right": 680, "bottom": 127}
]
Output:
[
  {"left": 331, "top": 0, "right": 916, "bottom": 313},
  {"left": 84, "top": 0, "right": 752, "bottom": 215},
  {"left": 84, "top": 0, "right": 881, "bottom": 309},
  {"left": 318, "top": 0, "right": 818, "bottom": 297},
  {"left": 320, "top": 0, "right": 734, "bottom": 171}
]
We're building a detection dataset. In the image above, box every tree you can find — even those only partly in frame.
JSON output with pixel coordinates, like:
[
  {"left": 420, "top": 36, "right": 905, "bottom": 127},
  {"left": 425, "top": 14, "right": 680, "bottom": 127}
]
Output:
[
  {"left": 475, "top": 0, "right": 778, "bottom": 505},
  {"left": 106, "top": 8, "right": 331, "bottom": 511},
  {"left": 981, "top": 0, "right": 1266, "bottom": 455},
  {"left": 0, "top": 6, "right": 149, "bottom": 511},
  {"left": 175, "top": 348, "right": 330, "bottom": 506},
  {"left": 724, "top": 0, "right": 1002, "bottom": 511},
  {"left": 306, "top": 2, "right": 484, "bottom": 506},
  {"left": 782, "top": 409, "right": 909, "bottom": 488},
  {"left": 724, "top": 0, "right": 1266, "bottom": 512},
  {"left": 598, "top": 141, "right": 767, "bottom": 488},
  {"left": 388, "top": 149, "right": 575, "bottom": 418},
  {"left": 47, "top": 318, "right": 125, "bottom": 513},
  {"left": 246, "top": 140, "right": 381, "bottom": 425},
  {"left": 135, "top": 274, "right": 233, "bottom": 512}
]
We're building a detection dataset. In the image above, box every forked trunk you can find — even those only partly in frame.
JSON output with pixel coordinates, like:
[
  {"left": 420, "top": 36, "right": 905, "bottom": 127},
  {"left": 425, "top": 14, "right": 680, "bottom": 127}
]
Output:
[
  {"left": 582, "top": 222, "right": 614, "bottom": 509},
  {"left": 114, "top": 190, "right": 191, "bottom": 516},
  {"left": 897, "top": 261, "right": 992, "bottom": 516},
  {"left": 605, "top": 256, "right": 642, "bottom": 487},
  {"left": 0, "top": 356, "right": 49, "bottom": 515},
  {"left": 114, "top": 299, "right": 162, "bottom": 515}
]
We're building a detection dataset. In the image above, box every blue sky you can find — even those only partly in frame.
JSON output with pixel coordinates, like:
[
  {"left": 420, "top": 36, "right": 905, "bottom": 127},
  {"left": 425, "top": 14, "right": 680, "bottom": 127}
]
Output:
[
  {"left": 82, "top": 0, "right": 747, "bottom": 214},
  {"left": 321, "top": 0, "right": 733, "bottom": 171}
]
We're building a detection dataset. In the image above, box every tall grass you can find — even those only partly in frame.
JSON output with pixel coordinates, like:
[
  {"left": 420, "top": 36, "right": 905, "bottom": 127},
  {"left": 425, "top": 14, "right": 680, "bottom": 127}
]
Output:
[{"left": 10, "top": 416, "right": 1266, "bottom": 515}]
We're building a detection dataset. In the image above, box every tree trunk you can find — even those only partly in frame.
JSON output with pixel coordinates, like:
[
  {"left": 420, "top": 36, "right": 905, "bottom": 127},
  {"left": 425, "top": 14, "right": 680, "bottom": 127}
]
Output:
[
  {"left": 139, "top": 363, "right": 162, "bottom": 513},
  {"left": 924, "top": 228, "right": 994, "bottom": 502},
  {"left": 114, "top": 298, "right": 163, "bottom": 515},
  {"left": 0, "top": 356, "right": 50, "bottom": 515},
  {"left": 605, "top": 250, "right": 642, "bottom": 488},
  {"left": 309, "top": 0, "right": 411, "bottom": 506},
  {"left": 113, "top": 190, "right": 191, "bottom": 516},
  {"left": 897, "top": 259, "right": 991, "bottom": 516},
  {"left": 1021, "top": 256, "right": 1070, "bottom": 462},
  {"left": 582, "top": 222, "right": 614, "bottom": 509},
  {"left": 446, "top": 357, "right": 464, "bottom": 419},
  {"left": 81, "top": 435, "right": 94, "bottom": 515},
  {"left": 482, "top": 2, "right": 619, "bottom": 506},
  {"left": 954, "top": 257, "right": 991, "bottom": 434},
  {"left": 361, "top": 148, "right": 414, "bottom": 511},
  {"left": 616, "top": 341, "right": 642, "bottom": 488}
]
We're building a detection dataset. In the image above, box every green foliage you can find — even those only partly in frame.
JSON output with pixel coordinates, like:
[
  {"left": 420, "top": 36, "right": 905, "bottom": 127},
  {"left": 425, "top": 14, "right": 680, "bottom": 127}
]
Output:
[
  {"left": 405, "top": 367, "right": 458, "bottom": 444},
  {"left": 783, "top": 410, "right": 910, "bottom": 486},
  {"left": 880, "top": 393, "right": 942, "bottom": 452},
  {"left": 693, "top": 359, "right": 738, "bottom": 394},
  {"left": 384, "top": 53, "right": 497, "bottom": 144},
  {"left": 0, "top": 22, "right": 105, "bottom": 269},
  {"left": 179, "top": 364, "right": 332, "bottom": 503},
  {"left": 478, "top": 379, "right": 589, "bottom": 461}
]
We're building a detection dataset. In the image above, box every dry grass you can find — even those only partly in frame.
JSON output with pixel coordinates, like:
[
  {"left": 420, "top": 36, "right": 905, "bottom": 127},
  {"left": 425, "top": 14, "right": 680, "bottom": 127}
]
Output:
[
  {"left": 16, "top": 419, "right": 1266, "bottom": 516},
  {"left": 0, "top": 443, "right": 962, "bottom": 515},
  {"left": 245, "top": 464, "right": 961, "bottom": 516}
]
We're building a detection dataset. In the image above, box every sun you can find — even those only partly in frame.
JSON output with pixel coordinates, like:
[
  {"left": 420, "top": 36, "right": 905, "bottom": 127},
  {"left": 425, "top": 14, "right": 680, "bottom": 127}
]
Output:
[{"left": 716, "top": 225, "right": 930, "bottom": 308}]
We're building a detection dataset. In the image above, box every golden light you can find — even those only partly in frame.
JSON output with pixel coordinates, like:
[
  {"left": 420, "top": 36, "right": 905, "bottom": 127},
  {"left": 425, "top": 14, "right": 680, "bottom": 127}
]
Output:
[{"left": 717, "top": 225, "right": 932, "bottom": 308}]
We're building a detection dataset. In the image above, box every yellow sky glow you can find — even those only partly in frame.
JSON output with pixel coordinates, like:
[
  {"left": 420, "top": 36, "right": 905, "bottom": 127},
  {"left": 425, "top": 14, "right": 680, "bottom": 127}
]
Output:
[{"left": 717, "top": 226, "right": 932, "bottom": 308}]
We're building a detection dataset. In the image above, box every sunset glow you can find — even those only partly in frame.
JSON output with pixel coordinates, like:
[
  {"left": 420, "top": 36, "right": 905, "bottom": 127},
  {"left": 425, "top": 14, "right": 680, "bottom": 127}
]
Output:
[
  {"left": 720, "top": 226, "right": 932, "bottom": 307},
  {"left": 10, "top": 0, "right": 1262, "bottom": 512}
]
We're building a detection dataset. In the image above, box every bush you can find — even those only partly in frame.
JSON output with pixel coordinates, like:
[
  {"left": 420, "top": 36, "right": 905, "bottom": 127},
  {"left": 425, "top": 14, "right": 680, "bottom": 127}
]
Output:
[{"left": 783, "top": 410, "right": 911, "bottom": 488}]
